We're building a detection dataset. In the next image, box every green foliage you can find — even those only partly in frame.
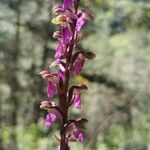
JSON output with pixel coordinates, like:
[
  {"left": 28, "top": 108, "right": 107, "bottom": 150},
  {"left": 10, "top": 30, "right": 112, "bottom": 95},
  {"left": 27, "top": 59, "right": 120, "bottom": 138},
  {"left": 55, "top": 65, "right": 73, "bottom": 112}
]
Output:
[
  {"left": 104, "top": 126, "right": 125, "bottom": 150},
  {"left": 123, "top": 139, "right": 147, "bottom": 150}
]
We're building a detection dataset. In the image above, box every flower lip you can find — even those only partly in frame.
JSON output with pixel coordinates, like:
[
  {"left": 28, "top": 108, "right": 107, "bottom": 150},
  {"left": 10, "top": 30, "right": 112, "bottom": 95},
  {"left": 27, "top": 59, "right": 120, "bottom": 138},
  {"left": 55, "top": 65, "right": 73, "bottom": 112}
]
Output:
[
  {"left": 47, "top": 81, "right": 57, "bottom": 98},
  {"left": 45, "top": 113, "right": 57, "bottom": 127},
  {"left": 73, "top": 128, "right": 85, "bottom": 142}
]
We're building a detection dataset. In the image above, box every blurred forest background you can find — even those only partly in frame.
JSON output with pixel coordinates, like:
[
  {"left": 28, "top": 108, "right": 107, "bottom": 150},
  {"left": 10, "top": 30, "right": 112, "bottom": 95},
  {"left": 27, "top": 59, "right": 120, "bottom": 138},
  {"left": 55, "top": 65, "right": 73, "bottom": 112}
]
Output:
[{"left": 0, "top": 0, "right": 150, "bottom": 150}]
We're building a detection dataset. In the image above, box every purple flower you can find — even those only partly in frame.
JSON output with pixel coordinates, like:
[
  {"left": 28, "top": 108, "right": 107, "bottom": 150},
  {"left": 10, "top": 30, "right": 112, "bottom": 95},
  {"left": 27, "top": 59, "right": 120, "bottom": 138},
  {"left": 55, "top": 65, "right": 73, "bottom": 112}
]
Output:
[
  {"left": 76, "top": 12, "right": 93, "bottom": 32},
  {"left": 65, "top": 118, "right": 88, "bottom": 142},
  {"left": 47, "top": 81, "right": 57, "bottom": 98},
  {"left": 39, "top": 70, "right": 58, "bottom": 98},
  {"left": 73, "top": 53, "right": 85, "bottom": 75},
  {"left": 45, "top": 113, "right": 57, "bottom": 127},
  {"left": 40, "top": 100, "right": 62, "bottom": 127},
  {"left": 55, "top": 26, "right": 72, "bottom": 59},
  {"left": 73, "top": 128, "right": 85, "bottom": 142},
  {"left": 69, "top": 84, "right": 88, "bottom": 109},
  {"left": 50, "top": 59, "right": 66, "bottom": 81},
  {"left": 72, "top": 52, "right": 96, "bottom": 75}
]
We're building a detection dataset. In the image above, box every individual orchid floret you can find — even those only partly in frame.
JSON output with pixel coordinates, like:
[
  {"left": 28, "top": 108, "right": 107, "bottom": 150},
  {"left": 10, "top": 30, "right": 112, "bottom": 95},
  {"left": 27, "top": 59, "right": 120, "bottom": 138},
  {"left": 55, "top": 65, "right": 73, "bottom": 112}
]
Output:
[
  {"left": 62, "top": 26, "right": 73, "bottom": 45},
  {"left": 53, "top": 26, "right": 73, "bottom": 44},
  {"left": 71, "top": 51, "right": 95, "bottom": 75},
  {"left": 64, "top": 118, "right": 88, "bottom": 142},
  {"left": 54, "top": 26, "right": 72, "bottom": 59},
  {"left": 39, "top": 70, "right": 58, "bottom": 98},
  {"left": 68, "top": 84, "right": 88, "bottom": 109},
  {"left": 40, "top": 100, "right": 63, "bottom": 127},
  {"left": 50, "top": 59, "right": 66, "bottom": 81},
  {"left": 72, "top": 53, "right": 85, "bottom": 75},
  {"left": 76, "top": 11, "right": 93, "bottom": 32}
]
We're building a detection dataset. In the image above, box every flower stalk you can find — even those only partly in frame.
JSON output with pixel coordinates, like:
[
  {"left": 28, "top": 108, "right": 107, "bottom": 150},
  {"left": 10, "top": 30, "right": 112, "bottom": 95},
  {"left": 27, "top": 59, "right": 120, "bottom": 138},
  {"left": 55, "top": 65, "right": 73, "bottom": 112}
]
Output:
[{"left": 39, "top": 0, "right": 95, "bottom": 149}]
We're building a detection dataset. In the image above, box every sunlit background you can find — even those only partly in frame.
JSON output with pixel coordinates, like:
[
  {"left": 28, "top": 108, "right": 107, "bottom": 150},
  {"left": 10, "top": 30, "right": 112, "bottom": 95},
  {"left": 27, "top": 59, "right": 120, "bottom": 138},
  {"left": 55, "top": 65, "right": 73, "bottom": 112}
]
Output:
[{"left": 0, "top": 0, "right": 150, "bottom": 150}]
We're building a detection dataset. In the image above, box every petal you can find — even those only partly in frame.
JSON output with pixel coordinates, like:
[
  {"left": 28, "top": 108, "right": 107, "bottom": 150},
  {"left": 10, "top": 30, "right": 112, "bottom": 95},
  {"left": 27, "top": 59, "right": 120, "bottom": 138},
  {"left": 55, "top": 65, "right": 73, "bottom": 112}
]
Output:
[
  {"left": 58, "top": 70, "right": 65, "bottom": 81},
  {"left": 55, "top": 42, "right": 63, "bottom": 59},
  {"left": 73, "top": 93, "right": 81, "bottom": 109},
  {"left": 73, "top": 129, "right": 85, "bottom": 142},
  {"left": 62, "top": 26, "right": 72, "bottom": 45},
  {"left": 47, "top": 81, "right": 57, "bottom": 98},
  {"left": 63, "top": 0, "right": 74, "bottom": 10},
  {"left": 44, "top": 113, "right": 57, "bottom": 127},
  {"left": 76, "top": 16, "right": 85, "bottom": 32},
  {"left": 58, "top": 63, "right": 66, "bottom": 72},
  {"left": 73, "top": 54, "right": 85, "bottom": 75},
  {"left": 78, "top": 132, "right": 84, "bottom": 142}
]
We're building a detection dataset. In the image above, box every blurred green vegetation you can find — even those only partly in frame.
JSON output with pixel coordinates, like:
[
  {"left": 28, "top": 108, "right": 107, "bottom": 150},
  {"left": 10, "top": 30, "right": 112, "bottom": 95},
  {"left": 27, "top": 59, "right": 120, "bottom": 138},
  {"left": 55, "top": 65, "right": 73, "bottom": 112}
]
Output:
[{"left": 0, "top": 0, "right": 150, "bottom": 149}]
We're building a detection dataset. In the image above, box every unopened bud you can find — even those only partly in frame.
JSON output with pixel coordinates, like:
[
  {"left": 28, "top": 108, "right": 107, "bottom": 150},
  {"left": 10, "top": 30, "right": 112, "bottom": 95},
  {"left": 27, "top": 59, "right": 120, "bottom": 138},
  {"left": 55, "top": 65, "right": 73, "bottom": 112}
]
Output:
[{"left": 52, "top": 15, "right": 71, "bottom": 25}]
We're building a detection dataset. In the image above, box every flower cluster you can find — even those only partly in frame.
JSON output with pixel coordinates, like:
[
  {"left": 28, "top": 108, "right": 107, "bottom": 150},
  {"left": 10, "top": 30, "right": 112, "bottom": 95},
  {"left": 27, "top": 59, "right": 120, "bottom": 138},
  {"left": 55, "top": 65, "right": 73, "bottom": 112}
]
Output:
[{"left": 39, "top": 0, "right": 95, "bottom": 149}]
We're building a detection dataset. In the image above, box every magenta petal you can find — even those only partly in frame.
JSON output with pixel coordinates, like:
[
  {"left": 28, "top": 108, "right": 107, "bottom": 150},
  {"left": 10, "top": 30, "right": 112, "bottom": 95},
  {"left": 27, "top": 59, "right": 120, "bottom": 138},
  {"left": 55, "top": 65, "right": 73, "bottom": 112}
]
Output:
[
  {"left": 62, "top": 26, "right": 72, "bottom": 45},
  {"left": 73, "top": 56, "right": 85, "bottom": 75},
  {"left": 63, "top": 0, "right": 74, "bottom": 10},
  {"left": 44, "top": 113, "right": 57, "bottom": 127},
  {"left": 73, "top": 129, "right": 85, "bottom": 142},
  {"left": 73, "top": 93, "right": 81, "bottom": 109},
  {"left": 76, "top": 16, "right": 85, "bottom": 32},
  {"left": 47, "top": 81, "right": 57, "bottom": 98},
  {"left": 58, "top": 70, "right": 66, "bottom": 81},
  {"left": 55, "top": 42, "right": 63, "bottom": 59}
]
